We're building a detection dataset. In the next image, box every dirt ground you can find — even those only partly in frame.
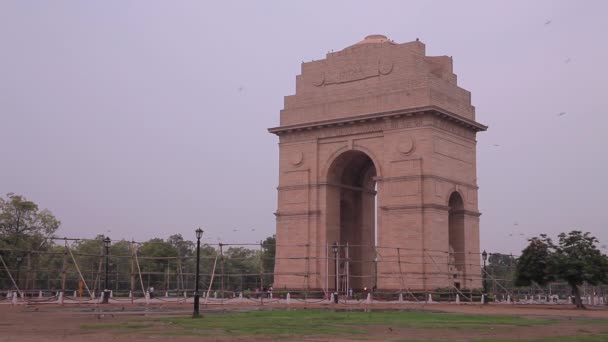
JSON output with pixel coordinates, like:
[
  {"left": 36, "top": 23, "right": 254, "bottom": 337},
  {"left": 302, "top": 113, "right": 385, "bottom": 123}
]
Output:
[{"left": 1, "top": 302, "right": 607, "bottom": 342}]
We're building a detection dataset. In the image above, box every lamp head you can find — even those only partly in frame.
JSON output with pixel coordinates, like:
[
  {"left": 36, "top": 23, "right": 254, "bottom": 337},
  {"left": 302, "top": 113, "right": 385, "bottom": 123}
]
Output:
[{"left": 195, "top": 228, "right": 204, "bottom": 240}]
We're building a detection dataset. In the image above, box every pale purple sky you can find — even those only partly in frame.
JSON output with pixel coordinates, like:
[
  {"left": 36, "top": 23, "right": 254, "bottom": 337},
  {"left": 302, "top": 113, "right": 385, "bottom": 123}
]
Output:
[{"left": 1, "top": 1, "right": 607, "bottom": 254}]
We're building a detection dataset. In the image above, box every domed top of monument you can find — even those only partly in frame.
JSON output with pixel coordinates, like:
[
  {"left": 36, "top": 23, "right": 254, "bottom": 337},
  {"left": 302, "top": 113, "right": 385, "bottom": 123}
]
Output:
[{"left": 353, "top": 34, "right": 393, "bottom": 45}]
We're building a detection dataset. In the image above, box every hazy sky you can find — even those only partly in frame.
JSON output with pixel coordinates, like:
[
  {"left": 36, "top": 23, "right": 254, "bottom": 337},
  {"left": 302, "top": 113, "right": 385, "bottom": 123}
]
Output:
[{"left": 1, "top": 1, "right": 607, "bottom": 254}]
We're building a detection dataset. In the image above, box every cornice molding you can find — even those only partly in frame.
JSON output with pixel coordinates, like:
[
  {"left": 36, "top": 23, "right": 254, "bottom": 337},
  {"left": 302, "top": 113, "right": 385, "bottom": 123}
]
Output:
[
  {"left": 380, "top": 204, "right": 449, "bottom": 212},
  {"left": 380, "top": 204, "right": 481, "bottom": 217},
  {"left": 277, "top": 174, "right": 478, "bottom": 191},
  {"left": 274, "top": 210, "right": 321, "bottom": 218},
  {"left": 268, "top": 106, "right": 487, "bottom": 135},
  {"left": 379, "top": 174, "right": 478, "bottom": 190}
]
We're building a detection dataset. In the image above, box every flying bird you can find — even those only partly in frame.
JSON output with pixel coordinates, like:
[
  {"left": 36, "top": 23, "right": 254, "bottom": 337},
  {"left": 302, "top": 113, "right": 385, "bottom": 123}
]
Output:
[
  {"left": 564, "top": 58, "right": 571, "bottom": 64},
  {"left": 237, "top": 86, "right": 244, "bottom": 92},
  {"left": 493, "top": 144, "right": 500, "bottom": 147},
  {"left": 545, "top": 19, "right": 552, "bottom": 25},
  {"left": 557, "top": 112, "right": 566, "bottom": 117},
  {"left": 514, "top": 221, "right": 519, "bottom": 226}
]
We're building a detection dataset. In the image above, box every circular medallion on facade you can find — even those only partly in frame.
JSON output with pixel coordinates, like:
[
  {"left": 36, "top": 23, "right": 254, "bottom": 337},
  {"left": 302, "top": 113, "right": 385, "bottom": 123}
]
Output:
[
  {"left": 397, "top": 136, "right": 415, "bottom": 154},
  {"left": 290, "top": 152, "right": 304, "bottom": 166},
  {"left": 378, "top": 59, "right": 394, "bottom": 75},
  {"left": 311, "top": 72, "right": 325, "bottom": 87}
]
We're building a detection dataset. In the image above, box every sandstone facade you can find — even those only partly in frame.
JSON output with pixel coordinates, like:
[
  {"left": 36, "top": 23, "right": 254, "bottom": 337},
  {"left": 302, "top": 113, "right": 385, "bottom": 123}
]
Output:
[{"left": 269, "top": 35, "right": 487, "bottom": 292}]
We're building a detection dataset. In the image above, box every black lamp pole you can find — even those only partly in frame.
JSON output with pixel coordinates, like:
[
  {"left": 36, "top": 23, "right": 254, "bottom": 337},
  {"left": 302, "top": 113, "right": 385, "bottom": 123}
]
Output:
[
  {"left": 482, "top": 250, "right": 488, "bottom": 304},
  {"left": 193, "top": 228, "right": 203, "bottom": 318},
  {"left": 102, "top": 237, "right": 111, "bottom": 304},
  {"left": 332, "top": 242, "right": 338, "bottom": 303}
]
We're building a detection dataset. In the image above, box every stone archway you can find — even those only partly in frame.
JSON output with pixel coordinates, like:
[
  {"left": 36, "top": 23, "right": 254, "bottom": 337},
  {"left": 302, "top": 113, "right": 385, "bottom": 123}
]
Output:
[
  {"left": 269, "top": 35, "right": 487, "bottom": 292},
  {"left": 326, "top": 150, "right": 377, "bottom": 291},
  {"left": 448, "top": 191, "right": 466, "bottom": 286}
]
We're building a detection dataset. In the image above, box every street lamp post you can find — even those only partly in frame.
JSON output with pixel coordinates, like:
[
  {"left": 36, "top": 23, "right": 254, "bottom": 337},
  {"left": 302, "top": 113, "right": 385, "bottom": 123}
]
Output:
[
  {"left": 332, "top": 242, "right": 338, "bottom": 303},
  {"left": 193, "top": 228, "right": 204, "bottom": 318},
  {"left": 102, "top": 237, "right": 111, "bottom": 304},
  {"left": 482, "top": 250, "right": 488, "bottom": 304}
]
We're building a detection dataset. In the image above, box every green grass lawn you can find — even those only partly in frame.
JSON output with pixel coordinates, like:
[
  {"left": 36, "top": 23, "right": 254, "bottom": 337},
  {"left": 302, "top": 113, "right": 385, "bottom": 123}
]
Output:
[
  {"left": 82, "top": 309, "right": 556, "bottom": 336},
  {"left": 473, "top": 335, "right": 608, "bottom": 342}
]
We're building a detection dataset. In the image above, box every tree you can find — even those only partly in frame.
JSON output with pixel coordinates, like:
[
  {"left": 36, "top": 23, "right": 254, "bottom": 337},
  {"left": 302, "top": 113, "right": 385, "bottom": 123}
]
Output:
[
  {"left": 137, "top": 238, "right": 179, "bottom": 290},
  {"left": 486, "top": 253, "right": 516, "bottom": 291},
  {"left": 515, "top": 231, "right": 608, "bottom": 309},
  {"left": 551, "top": 231, "right": 608, "bottom": 309},
  {"left": 62, "top": 236, "right": 131, "bottom": 294},
  {"left": 515, "top": 235, "right": 555, "bottom": 288},
  {"left": 167, "top": 234, "right": 194, "bottom": 258},
  {"left": 70, "top": 235, "right": 107, "bottom": 292},
  {"left": 0, "top": 193, "right": 60, "bottom": 247},
  {"left": 0, "top": 193, "right": 60, "bottom": 289},
  {"left": 223, "top": 247, "right": 259, "bottom": 292},
  {"left": 261, "top": 235, "right": 276, "bottom": 286}
]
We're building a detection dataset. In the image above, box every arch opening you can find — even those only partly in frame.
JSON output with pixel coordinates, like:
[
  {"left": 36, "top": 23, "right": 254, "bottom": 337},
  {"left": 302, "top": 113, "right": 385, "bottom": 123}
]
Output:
[
  {"left": 448, "top": 192, "right": 465, "bottom": 279},
  {"left": 326, "top": 150, "right": 377, "bottom": 292}
]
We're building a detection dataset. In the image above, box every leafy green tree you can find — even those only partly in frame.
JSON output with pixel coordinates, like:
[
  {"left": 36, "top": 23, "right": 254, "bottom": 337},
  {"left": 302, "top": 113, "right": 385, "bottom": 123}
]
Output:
[
  {"left": 69, "top": 236, "right": 106, "bottom": 291},
  {"left": 223, "top": 247, "right": 260, "bottom": 293},
  {"left": 515, "top": 231, "right": 608, "bottom": 309},
  {"left": 486, "top": 253, "right": 516, "bottom": 292},
  {"left": 0, "top": 193, "right": 60, "bottom": 289},
  {"left": 0, "top": 193, "right": 60, "bottom": 246},
  {"left": 261, "top": 235, "right": 276, "bottom": 286},
  {"left": 35, "top": 244, "right": 65, "bottom": 291},
  {"left": 167, "top": 234, "right": 194, "bottom": 258},
  {"left": 551, "top": 231, "right": 608, "bottom": 309},
  {"left": 137, "top": 238, "right": 178, "bottom": 290},
  {"left": 194, "top": 243, "right": 219, "bottom": 292},
  {"left": 515, "top": 235, "right": 555, "bottom": 288},
  {"left": 108, "top": 240, "right": 131, "bottom": 292}
]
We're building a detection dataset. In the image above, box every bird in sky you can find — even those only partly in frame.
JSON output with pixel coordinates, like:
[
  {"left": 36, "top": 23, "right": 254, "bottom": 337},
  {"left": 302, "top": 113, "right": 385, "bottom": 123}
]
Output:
[
  {"left": 545, "top": 19, "right": 552, "bottom": 25},
  {"left": 493, "top": 144, "right": 500, "bottom": 147},
  {"left": 557, "top": 112, "right": 567, "bottom": 117},
  {"left": 237, "top": 86, "right": 244, "bottom": 92},
  {"left": 514, "top": 221, "right": 519, "bottom": 226},
  {"left": 564, "top": 58, "right": 571, "bottom": 64}
]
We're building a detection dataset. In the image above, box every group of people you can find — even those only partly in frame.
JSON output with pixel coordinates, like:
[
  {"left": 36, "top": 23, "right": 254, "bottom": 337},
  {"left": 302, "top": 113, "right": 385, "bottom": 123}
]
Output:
[{"left": 253, "top": 286, "right": 273, "bottom": 298}]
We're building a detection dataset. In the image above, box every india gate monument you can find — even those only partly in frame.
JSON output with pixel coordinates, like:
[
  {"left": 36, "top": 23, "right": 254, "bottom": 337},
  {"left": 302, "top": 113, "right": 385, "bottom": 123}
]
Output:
[{"left": 268, "top": 35, "right": 487, "bottom": 293}]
